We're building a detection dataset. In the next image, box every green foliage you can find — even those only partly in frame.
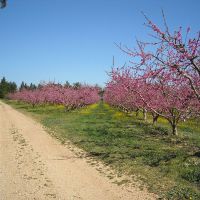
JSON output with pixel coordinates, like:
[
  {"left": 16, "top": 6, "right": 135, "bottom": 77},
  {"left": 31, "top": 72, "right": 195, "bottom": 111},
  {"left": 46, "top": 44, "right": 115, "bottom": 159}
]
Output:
[
  {"left": 19, "top": 81, "right": 37, "bottom": 91},
  {"left": 181, "top": 165, "right": 200, "bottom": 185},
  {"left": 64, "top": 81, "right": 71, "bottom": 88},
  {"left": 136, "top": 122, "right": 170, "bottom": 136},
  {"left": 0, "top": 0, "right": 6, "bottom": 8},
  {"left": 0, "top": 77, "right": 17, "bottom": 98},
  {"left": 142, "top": 150, "right": 177, "bottom": 167},
  {"left": 73, "top": 82, "right": 82, "bottom": 89},
  {"left": 166, "top": 186, "right": 200, "bottom": 200}
]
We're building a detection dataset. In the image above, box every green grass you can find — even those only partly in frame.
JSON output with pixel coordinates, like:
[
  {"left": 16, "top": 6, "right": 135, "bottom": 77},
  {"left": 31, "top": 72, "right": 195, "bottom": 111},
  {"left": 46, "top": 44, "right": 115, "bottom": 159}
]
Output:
[{"left": 4, "top": 100, "right": 200, "bottom": 199}]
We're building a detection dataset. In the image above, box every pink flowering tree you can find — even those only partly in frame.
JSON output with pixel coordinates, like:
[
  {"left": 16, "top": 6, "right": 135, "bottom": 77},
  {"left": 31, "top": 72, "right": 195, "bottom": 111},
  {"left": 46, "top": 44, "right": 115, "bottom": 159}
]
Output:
[
  {"left": 118, "top": 11, "right": 200, "bottom": 101},
  {"left": 104, "top": 67, "right": 200, "bottom": 135},
  {"left": 105, "top": 12, "right": 200, "bottom": 135},
  {"left": 8, "top": 83, "right": 100, "bottom": 110},
  {"left": 138, "top": 73, "right": 199, "bottom": 135},
  {"left": 104, "top": 68, "right": 147, "bottom": 118}
]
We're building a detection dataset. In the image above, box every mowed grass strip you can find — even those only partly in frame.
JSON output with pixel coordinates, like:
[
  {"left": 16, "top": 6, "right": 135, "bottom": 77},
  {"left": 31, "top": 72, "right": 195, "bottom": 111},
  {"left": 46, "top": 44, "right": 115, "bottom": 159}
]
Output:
[{"left": 5, "top": 100, "right": 200, "bottom": 199}]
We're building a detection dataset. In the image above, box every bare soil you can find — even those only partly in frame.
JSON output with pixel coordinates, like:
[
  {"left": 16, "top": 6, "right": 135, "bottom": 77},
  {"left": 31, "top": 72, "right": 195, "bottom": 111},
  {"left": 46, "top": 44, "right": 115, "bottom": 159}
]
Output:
[{"left": 0, "top": 101, "right": 156, "bottom": 200}]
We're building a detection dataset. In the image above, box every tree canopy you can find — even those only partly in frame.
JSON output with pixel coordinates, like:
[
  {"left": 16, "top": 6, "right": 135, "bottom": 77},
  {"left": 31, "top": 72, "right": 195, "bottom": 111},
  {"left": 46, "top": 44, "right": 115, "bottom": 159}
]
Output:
[
  {"left": 0, "top": 77, "right": 17, "bottom": 98},
  {"left": 0, "top": 0, "right": 6, "bottom": 8}
]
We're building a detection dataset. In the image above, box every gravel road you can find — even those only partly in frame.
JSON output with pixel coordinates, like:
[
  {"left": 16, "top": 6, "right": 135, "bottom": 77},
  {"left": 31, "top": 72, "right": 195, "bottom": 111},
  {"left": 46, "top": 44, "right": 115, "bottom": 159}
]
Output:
[{"left": 0, "top": 101, "right": 156, "bottom": 200}]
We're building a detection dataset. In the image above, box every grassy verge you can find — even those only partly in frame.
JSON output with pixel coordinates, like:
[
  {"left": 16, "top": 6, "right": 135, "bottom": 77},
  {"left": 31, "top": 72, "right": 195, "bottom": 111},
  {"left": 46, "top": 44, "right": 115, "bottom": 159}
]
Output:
[{"left": 4, "top": 100, "right": 200, "bottom": 199}]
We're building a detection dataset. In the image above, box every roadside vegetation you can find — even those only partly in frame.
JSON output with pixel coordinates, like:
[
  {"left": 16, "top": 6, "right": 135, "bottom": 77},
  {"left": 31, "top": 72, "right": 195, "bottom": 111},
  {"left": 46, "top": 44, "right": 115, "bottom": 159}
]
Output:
[{"left": 4, "top": 99, "right": 200, "bottom": 200}]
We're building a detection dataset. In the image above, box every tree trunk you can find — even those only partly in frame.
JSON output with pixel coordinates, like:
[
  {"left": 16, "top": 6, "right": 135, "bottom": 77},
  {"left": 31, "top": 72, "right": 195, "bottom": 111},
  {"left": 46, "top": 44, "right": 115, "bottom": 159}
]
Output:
[
  {"left": 172, "top": 124, "right": 178, "bottom": 135},
  {"left": 152, "top": 113, "right": 159, "bottom": 125},
  {"left": 143, "top": 109, "right": 147, "bottom": 122},
  {"left": 135, "top": 108, "right": 139, "bottom": 117},
  {"left": 65, "top": 106, "right": 69, "bottom": 112},
  {"left": 153, "top": 115, "right": 159, "bottom": 125},
  {"left": 168, "top": 119, "right": 178, "bottom": 135}
]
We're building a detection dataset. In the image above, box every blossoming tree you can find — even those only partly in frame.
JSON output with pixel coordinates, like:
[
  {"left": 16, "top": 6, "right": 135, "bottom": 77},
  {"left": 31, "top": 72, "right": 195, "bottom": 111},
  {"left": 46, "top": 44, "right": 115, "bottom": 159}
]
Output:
[
  {"left": 118, "top": 11, "right": 200, "bottom": 101},
  {"left": 105, "top": 13, "right": 200, "bottom": 135}
]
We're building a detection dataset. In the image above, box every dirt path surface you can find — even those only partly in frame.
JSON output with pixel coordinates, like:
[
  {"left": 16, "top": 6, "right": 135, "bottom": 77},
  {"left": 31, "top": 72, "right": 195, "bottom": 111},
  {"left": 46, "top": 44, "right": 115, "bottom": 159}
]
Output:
[{"left": 0, "top": 101, "right": 156, "bottom": 200}]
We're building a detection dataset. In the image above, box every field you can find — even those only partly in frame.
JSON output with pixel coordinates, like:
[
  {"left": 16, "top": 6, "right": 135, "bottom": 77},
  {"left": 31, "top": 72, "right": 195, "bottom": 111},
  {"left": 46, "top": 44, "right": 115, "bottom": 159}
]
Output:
[{"left": 4, "top": 99, "right": 200, "bottom": 199}]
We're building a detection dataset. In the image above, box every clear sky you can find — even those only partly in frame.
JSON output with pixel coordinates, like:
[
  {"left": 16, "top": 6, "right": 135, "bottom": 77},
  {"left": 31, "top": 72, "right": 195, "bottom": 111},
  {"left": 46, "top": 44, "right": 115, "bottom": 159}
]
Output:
[{"left": 0, "top": 0, "right": 199, "bottom": 87}]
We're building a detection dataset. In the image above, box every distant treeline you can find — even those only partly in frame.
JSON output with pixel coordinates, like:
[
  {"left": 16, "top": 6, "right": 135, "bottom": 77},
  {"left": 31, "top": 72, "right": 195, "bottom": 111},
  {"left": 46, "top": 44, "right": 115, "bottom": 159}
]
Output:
[
  {"left": 0, "top": 77, "right": 104, "bottom": 99},
  {"left": 0, "top": 77, "right": 17, "bottom": 98}
]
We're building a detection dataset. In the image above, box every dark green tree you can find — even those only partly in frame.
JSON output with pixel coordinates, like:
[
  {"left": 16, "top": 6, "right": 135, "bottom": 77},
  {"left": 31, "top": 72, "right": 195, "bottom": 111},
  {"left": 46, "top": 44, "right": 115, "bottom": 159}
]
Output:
[
  {"left": 0, "top": 77, "right": 8, "bottom": 98},
  {"left": 73, "top": 82, "right": 82, "bottom": 89},
  {"left": 19, "top": 81, "right": 25, "bottom": 91},
  {"left": 0, "top": 0, "right": 6, "bottom": 8},
  {"left": 64, "top": 81, "right": 71, "bottom": 88},
  {"left": 0, "top": 77, "right": 17, "bottom": 98},
  {"left": 30, "top": 83, "right": 37, "bottom": 90},
  {"left": 9, "top": 82, "right": 17, "bottom": 93},
  {"left": 19, "top": 81, "right": 30, "bottom": 91}
]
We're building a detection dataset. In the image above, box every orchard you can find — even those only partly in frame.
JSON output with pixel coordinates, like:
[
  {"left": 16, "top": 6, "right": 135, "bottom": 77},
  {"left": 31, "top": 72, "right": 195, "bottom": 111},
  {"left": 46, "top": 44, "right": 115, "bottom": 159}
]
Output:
[
  {"left": 8, "top": 83, "right": 100, "bottom": 110},
  {"left": 104, "top": 13, "right": 200, "bottom": 135},
  {"left": 7, "top": 13, "right": 200, "bottom": 136},
  {"left": 3, "top": 10, "right": 200, "bottom": 199}
]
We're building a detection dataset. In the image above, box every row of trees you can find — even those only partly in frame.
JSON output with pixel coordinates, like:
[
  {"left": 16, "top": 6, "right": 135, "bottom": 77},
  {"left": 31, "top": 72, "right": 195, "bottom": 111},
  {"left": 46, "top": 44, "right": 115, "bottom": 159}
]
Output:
[
  {"left": 104, "top": 13, "right": 200, "bottom": 135},
  {"left": 18, "top": 81, "right": 94, "bottom": 91},
  {"left": 0, "top": 77, "right": 17, "bottom": 98},
  {"left": 0, "top": 76, "right": 99, "bottom": 93},
  {"left": 8, "top": 83, "right": 100, "bottom": 110},
  {"left": 104, "top": 68, "right": 199, "bottom": 135}
]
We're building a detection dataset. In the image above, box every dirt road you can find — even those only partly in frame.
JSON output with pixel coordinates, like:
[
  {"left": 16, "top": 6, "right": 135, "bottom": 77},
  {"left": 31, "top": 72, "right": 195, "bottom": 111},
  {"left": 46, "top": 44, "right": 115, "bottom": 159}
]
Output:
[{"left": 0, "top": 101, "right": 156, "bottom": 200}]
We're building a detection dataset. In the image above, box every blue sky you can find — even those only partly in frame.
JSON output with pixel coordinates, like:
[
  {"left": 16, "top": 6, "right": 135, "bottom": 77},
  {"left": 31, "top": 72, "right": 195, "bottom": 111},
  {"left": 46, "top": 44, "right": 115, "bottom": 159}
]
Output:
[{"left": 0, "top": 0, "right": 199, "bottom": 87}]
